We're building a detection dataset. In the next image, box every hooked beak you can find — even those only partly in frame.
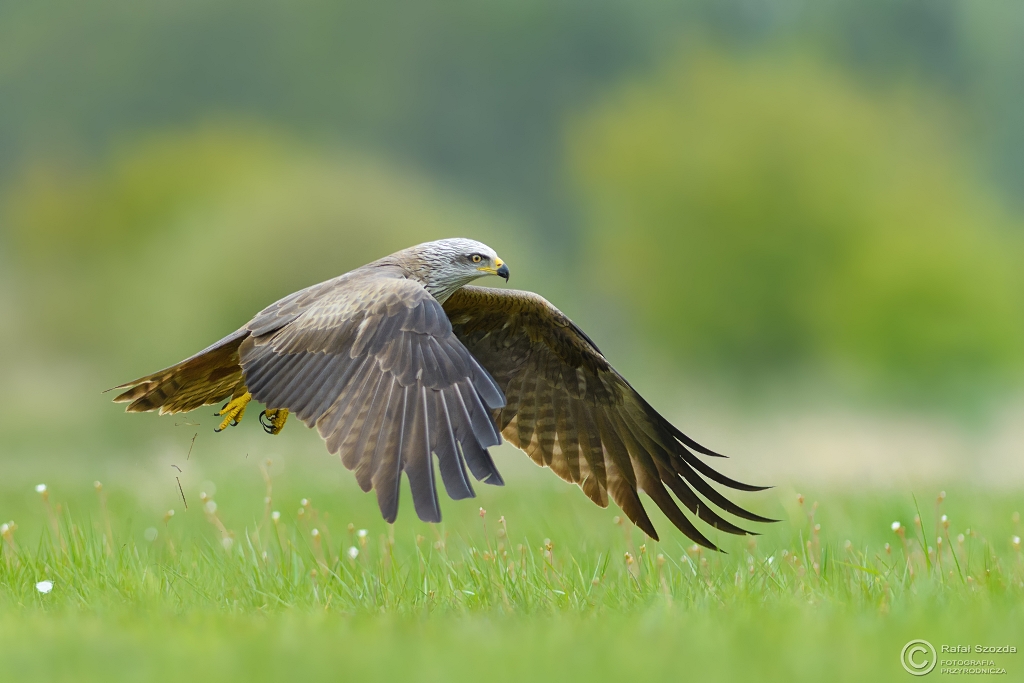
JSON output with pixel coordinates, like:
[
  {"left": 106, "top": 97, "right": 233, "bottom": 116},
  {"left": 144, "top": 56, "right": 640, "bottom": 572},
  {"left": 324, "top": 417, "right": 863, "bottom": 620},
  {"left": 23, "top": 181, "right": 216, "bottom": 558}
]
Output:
[{"left": 478, "top": 256, "right": 510, "bottom": 282}]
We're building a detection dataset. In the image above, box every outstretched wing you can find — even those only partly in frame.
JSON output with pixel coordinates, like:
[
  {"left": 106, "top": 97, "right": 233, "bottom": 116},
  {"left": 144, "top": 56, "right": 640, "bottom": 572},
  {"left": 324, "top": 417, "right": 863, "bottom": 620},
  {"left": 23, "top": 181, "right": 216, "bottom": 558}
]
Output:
[
  {"left": 239, "top": 269, "right": 506, "bottom": 523},
  {"left": 443, "top": 286, "right": 773, "bottom": 548}
]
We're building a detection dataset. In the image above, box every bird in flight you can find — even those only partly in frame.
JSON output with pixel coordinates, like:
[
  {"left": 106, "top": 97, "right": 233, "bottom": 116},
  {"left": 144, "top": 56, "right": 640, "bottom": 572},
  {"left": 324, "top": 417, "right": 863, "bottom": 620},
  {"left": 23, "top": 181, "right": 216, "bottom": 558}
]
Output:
[{"left": 112, "top": 238, "right": 771, "bottom": 547}]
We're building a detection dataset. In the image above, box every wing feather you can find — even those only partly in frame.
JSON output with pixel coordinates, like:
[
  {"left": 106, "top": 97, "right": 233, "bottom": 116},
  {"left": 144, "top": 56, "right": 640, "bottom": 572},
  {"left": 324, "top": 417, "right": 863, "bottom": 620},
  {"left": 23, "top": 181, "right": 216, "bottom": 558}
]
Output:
[
  {"left": 403, "top": 385, "right": 441, "bottom": 523},
  {"left": 237, "top": 270, "right": 506, "bottom": 526},
  {"left": 341, "top": 369, "right": 390, "bottom": 472},
  {"left": 352, "top": 376, "right": 395, "bottom": 492},
  {"left": 452, "top": 381, "right": 501, "bottom": 448},
  {"left": 319, "top": 357, "right": 377, "bottom": 455},
  {"left": 432, "top": 389, "right": 475, "bottom": 500},
  {"left": 372, "top": 384, "right": 408, "bottom": 522},
  {"left": 444, "top": 285, "right": 772, "bottom": 548}
]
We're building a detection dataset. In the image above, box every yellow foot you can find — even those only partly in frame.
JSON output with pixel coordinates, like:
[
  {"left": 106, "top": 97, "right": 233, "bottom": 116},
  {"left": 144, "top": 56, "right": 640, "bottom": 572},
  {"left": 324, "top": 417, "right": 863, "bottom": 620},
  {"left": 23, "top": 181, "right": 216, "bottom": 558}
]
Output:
[
  {"left": 259, "top": 408, "right": 289, "bottom": 435},
  {"left": 215, "top": 392, "right": 251, "bottom": 432}
]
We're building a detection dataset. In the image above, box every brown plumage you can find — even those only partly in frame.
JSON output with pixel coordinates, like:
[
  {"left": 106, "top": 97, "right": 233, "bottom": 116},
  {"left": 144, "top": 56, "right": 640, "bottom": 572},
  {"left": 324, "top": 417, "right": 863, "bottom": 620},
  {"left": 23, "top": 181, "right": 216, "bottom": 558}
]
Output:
[{"left": 112, "top": 238, "right": 771, "bottom": 547}]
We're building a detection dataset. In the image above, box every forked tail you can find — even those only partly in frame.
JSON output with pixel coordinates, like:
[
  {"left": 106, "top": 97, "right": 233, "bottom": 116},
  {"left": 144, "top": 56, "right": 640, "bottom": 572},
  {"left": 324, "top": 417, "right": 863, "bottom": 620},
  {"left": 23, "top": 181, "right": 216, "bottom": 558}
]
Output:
[{"left": 110, "top": 329, "right": 249, "bottom": 415}]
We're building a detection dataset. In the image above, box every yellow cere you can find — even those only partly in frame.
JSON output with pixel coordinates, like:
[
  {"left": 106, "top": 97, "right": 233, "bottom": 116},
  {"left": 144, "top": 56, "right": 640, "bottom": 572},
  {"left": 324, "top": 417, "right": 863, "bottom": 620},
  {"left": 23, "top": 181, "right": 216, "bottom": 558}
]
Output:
[{"left": 478, "top": 256, "right": 503, "bottom": 273}]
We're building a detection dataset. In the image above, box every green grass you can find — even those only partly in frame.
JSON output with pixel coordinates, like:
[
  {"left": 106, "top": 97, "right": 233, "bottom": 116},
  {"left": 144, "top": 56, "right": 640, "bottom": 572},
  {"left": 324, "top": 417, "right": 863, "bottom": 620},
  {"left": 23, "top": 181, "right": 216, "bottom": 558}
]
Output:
[{"left": 0, "top": 448, "right": 1022, "bottom": 682}]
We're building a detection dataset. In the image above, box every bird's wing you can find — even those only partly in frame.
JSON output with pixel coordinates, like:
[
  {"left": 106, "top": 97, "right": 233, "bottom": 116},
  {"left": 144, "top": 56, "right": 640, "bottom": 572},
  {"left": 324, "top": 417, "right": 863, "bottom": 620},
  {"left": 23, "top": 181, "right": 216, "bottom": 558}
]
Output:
[
  {"left": 443, "top": 286, "right": 773, "bottom": 548},
  {"left": 239, "top": 269, "right": 506, "bottom": 523}
]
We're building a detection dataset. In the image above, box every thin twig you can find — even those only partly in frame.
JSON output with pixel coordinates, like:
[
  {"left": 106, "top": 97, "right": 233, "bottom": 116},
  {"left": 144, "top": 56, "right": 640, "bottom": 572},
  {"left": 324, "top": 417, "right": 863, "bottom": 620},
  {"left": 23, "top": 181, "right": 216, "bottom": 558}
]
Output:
[{"left": 176, "top": 477, "right": 188, "bottom": 509}]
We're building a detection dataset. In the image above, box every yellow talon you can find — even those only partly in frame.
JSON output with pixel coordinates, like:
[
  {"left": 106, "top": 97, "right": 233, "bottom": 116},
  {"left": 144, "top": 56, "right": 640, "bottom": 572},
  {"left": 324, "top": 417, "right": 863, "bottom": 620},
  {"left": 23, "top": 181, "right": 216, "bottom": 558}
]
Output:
[
  {"left": 260, "top": 408, "right": 289, "bottom": 435},
  {"left": 215, "top": 392, "right": 251, "bottom": 432}
]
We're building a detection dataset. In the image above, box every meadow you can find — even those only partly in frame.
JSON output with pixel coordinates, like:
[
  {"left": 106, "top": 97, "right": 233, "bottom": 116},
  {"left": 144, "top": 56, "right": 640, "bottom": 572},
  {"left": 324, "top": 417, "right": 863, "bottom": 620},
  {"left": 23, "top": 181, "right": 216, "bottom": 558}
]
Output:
[
  {"left": 3, "top": 1, "right": 1024, "bottom": 680},
  {"left": 0, "top": 436, "right": 1020, "bottom": 682}
]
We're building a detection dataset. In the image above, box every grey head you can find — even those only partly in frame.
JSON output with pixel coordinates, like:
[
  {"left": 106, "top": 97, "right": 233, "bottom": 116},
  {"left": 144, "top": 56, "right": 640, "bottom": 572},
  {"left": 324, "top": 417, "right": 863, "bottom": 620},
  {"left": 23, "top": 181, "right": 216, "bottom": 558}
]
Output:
[{"left": 391, "top": 238, "right": 509, "bottom": 303}]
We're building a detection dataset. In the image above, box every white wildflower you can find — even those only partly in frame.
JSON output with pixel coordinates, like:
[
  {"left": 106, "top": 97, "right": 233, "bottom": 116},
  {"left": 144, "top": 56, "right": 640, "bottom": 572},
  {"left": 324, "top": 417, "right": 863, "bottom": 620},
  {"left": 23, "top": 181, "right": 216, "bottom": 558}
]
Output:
[
  {"left": 357, "top": 529, "right": 368, "bottom": 539},
  {"left": 35, "top": 580, "right": 53, "bottom": 594},
  {"left": 271, "top": 511, "right": 281, "bottom": 522},
  {"left": 347, "top": 546, "right": 359, "bottom": 559},
  {"left": 35, "top": 484, "right": 47, "bottom": 494},
  {"left": 891, "top": 521, "right": 901, "bottom": 532}
]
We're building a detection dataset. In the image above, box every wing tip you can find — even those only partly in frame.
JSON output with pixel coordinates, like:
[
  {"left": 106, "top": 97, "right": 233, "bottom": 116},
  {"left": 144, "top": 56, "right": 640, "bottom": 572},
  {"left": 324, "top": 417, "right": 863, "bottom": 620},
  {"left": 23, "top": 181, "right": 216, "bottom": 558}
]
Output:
[
  {"left": 415, "top": 508, "right": 443, "bottom": 524},
  {"left": 684, "top": 531, "right": 720, "bottom": 552},
  {"left": 636, "top": 520, "right": 660, "bottom": 542}
]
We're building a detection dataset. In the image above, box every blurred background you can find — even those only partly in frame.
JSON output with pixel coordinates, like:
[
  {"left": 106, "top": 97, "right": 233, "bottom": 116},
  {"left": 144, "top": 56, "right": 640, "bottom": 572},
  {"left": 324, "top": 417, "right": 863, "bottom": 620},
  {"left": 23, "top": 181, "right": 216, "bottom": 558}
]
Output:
[{"left": 2, "top": 0, "right": 1024, "bottom": 515}]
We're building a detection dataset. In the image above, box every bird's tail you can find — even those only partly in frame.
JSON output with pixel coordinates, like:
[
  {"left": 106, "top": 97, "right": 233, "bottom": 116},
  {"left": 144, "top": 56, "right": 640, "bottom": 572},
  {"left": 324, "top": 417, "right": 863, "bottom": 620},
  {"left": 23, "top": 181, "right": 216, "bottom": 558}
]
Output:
[{"left": 110, "top": 329, "right": 249, "bottom": 415}]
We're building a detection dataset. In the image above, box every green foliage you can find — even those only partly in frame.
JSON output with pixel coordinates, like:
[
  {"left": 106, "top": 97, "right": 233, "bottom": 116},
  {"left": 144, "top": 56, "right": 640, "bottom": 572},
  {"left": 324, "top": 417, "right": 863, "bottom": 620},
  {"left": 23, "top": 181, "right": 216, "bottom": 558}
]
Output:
[
  {"left": 0, "top": 0, "right": 687, "bottom": 222},
  {"left": 569, "top": 49, "right": 1024, "bottom": 397},
  {"left": 1, "top": 124, "right": 525, "bottom": 375},
  {"left": 3, "top": 0, "right": 1024, "bottom": 218}
]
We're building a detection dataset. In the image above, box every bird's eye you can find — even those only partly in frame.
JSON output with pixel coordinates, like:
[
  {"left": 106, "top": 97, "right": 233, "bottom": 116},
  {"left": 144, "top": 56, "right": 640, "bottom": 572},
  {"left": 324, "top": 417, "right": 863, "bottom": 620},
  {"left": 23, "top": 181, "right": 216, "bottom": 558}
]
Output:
[{"left": 471, "top": 254, "right": 483, "bottom": 263}]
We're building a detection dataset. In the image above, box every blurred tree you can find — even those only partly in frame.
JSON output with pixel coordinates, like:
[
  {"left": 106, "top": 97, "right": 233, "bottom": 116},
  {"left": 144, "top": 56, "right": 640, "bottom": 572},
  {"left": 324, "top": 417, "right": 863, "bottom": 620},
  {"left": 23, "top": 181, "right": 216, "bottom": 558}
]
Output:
[
  {"left": 0, "top": 123, "right": 531, "bottom": 378},
  {"left": 569, "top": 48, "right": 1024, "bottom": 399},
  {"left": 0, "top": 0, "right": 691, "bottom": 243},
  {"left": 5, "top": 0, "right": 1020, "bottom": 243}
]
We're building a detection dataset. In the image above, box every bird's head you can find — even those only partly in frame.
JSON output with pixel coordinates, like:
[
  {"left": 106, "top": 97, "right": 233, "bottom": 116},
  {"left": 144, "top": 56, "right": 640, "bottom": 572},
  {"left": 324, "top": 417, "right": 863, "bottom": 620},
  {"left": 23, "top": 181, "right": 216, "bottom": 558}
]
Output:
[{"left": 402, "top": 238, "right": 509, "bottom": 301}]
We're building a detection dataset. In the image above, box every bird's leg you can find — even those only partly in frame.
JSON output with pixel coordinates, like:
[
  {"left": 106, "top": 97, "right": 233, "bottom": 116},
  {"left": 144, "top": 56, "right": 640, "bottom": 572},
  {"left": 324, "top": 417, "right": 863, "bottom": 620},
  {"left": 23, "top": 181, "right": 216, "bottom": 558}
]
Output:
[
  {"left": 215, "top": 392, "right": 251, "bottom": 432},
  {"left": 259, "top": 409, "right": 290, "bottom": 435}
]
